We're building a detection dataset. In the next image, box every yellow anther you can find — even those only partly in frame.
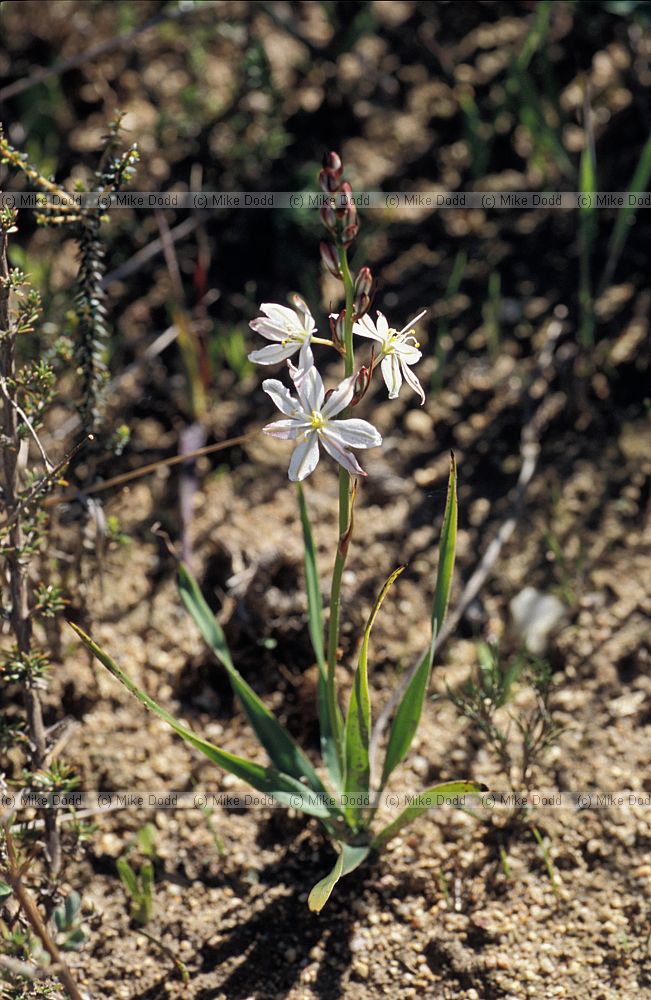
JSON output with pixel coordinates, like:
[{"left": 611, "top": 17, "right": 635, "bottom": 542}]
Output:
[{"left": 310, "top": 410, "right": 325, "bottom": 430}]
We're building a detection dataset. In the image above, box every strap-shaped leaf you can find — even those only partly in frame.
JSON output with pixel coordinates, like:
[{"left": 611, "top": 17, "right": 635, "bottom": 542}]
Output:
[
  {"left": 116, "top": 858, "right": 139, "bottom": 897},
  {"left": 307, "top": 843, "right": 370, "bottom": 913},
  {"left": 69, "top": 622, "right": 333, "bottom": 820},
  {"left": 344, "top": 566, "right": 405, "bottom": 814},
  {"left": 380, "top": 454, "right": 457, "bottom": 789},
  {"left": 178, "top": 562, "right": 335, "bottom": 805},
  {"left": 297, "top": 484, "right": 342, "bottom": 790},
  {"left": 371, "top": 781, "right": 486, "bottom": 851}
]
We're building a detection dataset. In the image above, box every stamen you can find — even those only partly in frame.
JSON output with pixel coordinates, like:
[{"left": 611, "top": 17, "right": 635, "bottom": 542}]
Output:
[{"left": 398, "top": 309, "right": 427, "bottom": 337}]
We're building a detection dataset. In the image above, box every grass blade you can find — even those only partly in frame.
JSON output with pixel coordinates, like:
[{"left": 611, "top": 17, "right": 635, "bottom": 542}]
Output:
[
  {"left": 431, "top": 250, "right": 466, "bottom": 393},
  {"left": 344, "top": 566, "right": 405, "bottom": 817},
  {"left": 307, "top": 843, "right": 370, "bottom": 913},
  {"left": 68, "top": 622, "right": 334, "bottom": 819},
  {"left": 579, "top": 99, "right": 598, "bottom": 348},
  {"left": 116, "top": 858, "right": 138, "bottom": 898},
  {"left": 297, "top": 483, "right": 342, "bottom": 789},
  {"left": 380, "top": 455, "right": 457, "bottom": 788},
  {"left": 371, "top": 781, "right": 486, "bottom": 851},
  {"left": 178, "top": 562, "right": 334, "bottom": 801},
  {"left": 599, "top": 130, "right": 651, "bottom": 293}
]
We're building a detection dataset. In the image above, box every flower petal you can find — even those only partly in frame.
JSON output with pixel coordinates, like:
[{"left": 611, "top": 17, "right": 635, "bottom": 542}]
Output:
[
  {"left": 395, "top": 343, "right": 421, "bottom": 364},
  {"left": 294, "top": 363, "right": 324, "bottom": 413},
  {"left": 400, "top": 358, "right": 426, "bottom": 404},
  {"left": 249, "top": 318, "right": 286, "bottom": 341},
  {"left": 249, "top": 343, "right": 299, "bottom": 365},
  {"left": 328, "top": 418, "right": 382, "bottom": 449},
  {"left": 321, "top": 372, "right": 357, "bottom": 419},
  {"left": 320, "top": 430, "right": 366, "bottom": 477},
  {"left": 262, "top": 379, "right": 302, "bottom": 417},
  {"left": 381, "top": 354, "right": 402, "bottom": 399},
  {"left": 260, "top": 302, "right": 303, "bottom": 328},
  {"left": 262, "top": 418, "right": 304, "bottom": 440},
  {"left": 297, "top": 341, "right": 315, "bottom": 376},
  {"left": 353, "top": 315, "right": 383, "bottom": 343},
  {"left": 288, "top": 432, "right": 320, "bottom": 481},
  {"left": 375, "top": 312, "right": 390, "bottom": 339}
]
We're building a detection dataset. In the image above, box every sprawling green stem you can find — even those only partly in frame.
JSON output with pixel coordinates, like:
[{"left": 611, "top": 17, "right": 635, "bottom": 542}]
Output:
[{"left": 326, "top": 244, "right": 356, "bottom": 774}]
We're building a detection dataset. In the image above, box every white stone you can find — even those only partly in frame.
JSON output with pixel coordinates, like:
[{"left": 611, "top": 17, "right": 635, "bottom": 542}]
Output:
[{"left": 510, "top": 587, "right": 566, "bottom": 654}]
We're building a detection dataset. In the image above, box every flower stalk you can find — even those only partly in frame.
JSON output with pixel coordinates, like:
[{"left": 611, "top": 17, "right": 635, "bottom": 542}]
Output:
[{"left": 325, "top": 241, "right": 357, "bottom": 774}]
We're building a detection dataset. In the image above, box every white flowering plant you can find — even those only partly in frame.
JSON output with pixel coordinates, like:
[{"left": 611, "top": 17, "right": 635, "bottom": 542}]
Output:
[{"left": 70, "top": 152, "right": 485, "bottom": 911}]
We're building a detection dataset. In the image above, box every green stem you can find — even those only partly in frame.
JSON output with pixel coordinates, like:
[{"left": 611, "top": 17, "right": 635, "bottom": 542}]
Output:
[{"left": 326, "top": 244, "right": 356, "bottom": 774}]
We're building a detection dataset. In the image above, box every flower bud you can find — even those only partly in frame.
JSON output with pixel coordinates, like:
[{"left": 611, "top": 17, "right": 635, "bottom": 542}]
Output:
[
  {"left": 335, "top": 182, "right": 353, "bottom": 216},
  {"left": 320, "top": 202, "right": 337, "bottom": 232},
  {"left": 354, "top": 267, "right": 373, "bottom": 299},
  {"left": 319, "top": 168, "right": 340, "bottom": 193},
  {"left": 320, "top": 241, "right": 342, "bottom": 279},
  {"left": 351, "top": 364, "right": 372, "bottom": 406},
  {"left": 353, "top": 266, "right": 373, "bottom": 318},
  {"left": 335, "top": 310, "right": 346, "bottom": 341},
  {"left": 327, "top": 312, "right": 345, "bottom": 355},
  {"left": 341, "top": 222, "right": 359, "bottom": 246},
  {"left": 342, "top": 204, "right": 357, "bottom": 231},
  {"left": 322, "top": 151, "right": 343, "bottom": 175},
  {"left": 290, "top": 292, "right": 311, "bottom": 324}
]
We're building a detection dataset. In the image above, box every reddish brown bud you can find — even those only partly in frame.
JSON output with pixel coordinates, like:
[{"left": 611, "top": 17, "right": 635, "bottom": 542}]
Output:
[
  {"left": 320, "top": 202, "right": 337, "bottom": 231},
  {"left": 328, "top": 311, "right": 345, "bottom": 354},
  {"left": 322, "top": 151, "right": 343, "bottom": 174},
  {"left": 354, "top": 267, "right": 373, "bottom": 298},
  {"left": 341, "top": 222, "right": 359, "bottom": 246},
  {"left": 353, "top": 266, "right": 373, "bottom": 318},
  {"left": 342, "top": 203, "right": 357, "bottom": 230},
  {"left": 354, "top": 293, "right": 370, "bottom": 318},
  {"left": 351, "top": 365, "right": 372, "bottom": 406},
  {"left": 319, "top": 168, "right": 340, "bottom": 193},
  {"left": 320, "top": 241, "right": 342, "bottom": 278}
]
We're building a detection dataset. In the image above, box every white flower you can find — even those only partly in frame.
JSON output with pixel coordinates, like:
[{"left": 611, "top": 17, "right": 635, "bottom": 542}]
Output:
[
  {"left": 262, "top": 359, "right": 382, "bottom": 482},
  {"left": 353, "top": 309, "right": 427, "bottom": 404},
  {"left": 248, "top": 302, "right": 317, "bottom": 367}
]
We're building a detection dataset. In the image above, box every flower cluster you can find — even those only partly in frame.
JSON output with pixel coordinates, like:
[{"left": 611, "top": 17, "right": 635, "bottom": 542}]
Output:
[
  {"left": 250, "top": 304, "right": 427, "bottom": 480},
  {"left": 247, "top": 150, "right": 427, "bottom": 481}
]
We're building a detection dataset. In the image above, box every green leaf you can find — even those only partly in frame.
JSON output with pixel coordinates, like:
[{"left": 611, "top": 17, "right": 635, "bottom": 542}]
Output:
[
  {"left": 431, "top": 452, "right": 458, "bottom": 641},
  {"left": 601, "top": 130, "right": 651, "bottom": 292},
  {"left": 116, "top": 857, "right": 139, "bottom": 898},
  {"left": 68, "top": 621, "right": 334, "bottom": 820},
  {"left": 140, "top": 860, "right": 154, "bottom": 922},
  {"left": 137, "top": 823, "right": 157, "bottom": 859},
  {"left": 317, "top": 673, "right": 342, "bottom": 791},
  {"left": 371, "top": 781, "right": 486, "bottom": 851},
  {"left": 63, "top": 927, "right": 88, "bottom": 950},
  {"left": 64, "top": 890, "right": 81, "bottom": 924},
  {"left": 178, "top": 563, "right": 335, "bottom": 805},
  {"left": 0, "top": 880, "right": 12, "bottom": 901},
  {"left": 307, "top": 843, "right": 370, "bottom": 913},
  {"left": 380, "top": 454, "right": 458, "bottom": 789},
  {"left": 297, "top": 484, "right": 341, "bottom": 790},
  {"left": 344, "top": 566, "right": 405, "bottom": 816}
]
